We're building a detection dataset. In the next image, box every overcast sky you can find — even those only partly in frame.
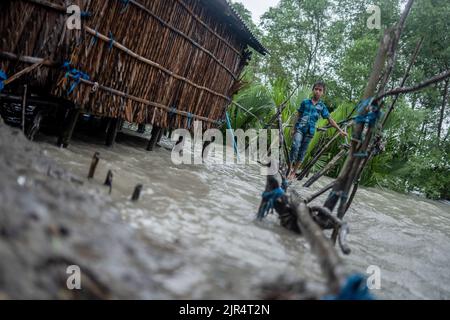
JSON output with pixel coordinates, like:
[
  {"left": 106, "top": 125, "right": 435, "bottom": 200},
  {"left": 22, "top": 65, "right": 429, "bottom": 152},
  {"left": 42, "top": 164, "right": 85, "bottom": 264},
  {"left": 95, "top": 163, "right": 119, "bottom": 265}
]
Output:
[{"left": 239, "top": 0, "right": 280, "bottom": 24}]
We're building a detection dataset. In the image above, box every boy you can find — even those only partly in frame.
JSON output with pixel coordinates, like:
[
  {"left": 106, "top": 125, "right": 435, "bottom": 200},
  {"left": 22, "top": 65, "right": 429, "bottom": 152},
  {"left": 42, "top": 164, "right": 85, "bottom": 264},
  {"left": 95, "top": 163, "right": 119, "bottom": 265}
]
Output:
[{"left": 287, "top": 81, "right": 347, "bottom": 180}]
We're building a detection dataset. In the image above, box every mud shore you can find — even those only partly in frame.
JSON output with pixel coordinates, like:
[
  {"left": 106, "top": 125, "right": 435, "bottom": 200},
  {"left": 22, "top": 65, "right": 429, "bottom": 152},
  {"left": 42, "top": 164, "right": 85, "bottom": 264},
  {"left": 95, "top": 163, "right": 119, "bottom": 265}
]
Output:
[{"left": 0, "top": 122, "right": 244, "bottom": 299}]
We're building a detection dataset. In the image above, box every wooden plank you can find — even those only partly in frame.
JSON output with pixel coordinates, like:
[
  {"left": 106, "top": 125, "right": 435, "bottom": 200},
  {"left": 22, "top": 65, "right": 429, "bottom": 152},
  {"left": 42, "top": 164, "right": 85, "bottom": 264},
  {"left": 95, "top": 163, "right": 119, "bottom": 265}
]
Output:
[
  {"left": 105, "top": 118, "right": 120, "bottom": 147},
  {"left": 147, "top": 125, "right": 162, "bottom": 151},
  {"left": 4, "top": 61, "right": 44, "bottom": 86}
]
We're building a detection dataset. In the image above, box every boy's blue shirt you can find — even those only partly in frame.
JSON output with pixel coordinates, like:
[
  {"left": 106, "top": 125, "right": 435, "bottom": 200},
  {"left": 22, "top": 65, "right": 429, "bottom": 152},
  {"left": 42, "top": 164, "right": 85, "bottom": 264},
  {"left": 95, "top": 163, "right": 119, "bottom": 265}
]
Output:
[{"left": 295, "top": 98, "right": 330, "bottom": 135}]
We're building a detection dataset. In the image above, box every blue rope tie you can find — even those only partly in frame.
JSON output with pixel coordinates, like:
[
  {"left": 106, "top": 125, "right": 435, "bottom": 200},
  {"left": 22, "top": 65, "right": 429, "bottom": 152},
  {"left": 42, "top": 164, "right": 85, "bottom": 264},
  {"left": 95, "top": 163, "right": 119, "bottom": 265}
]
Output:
[
  {"left": 257, "top": 187, "right": 285, "bottom": 220},
  {"left": 80, "top": 11, "right": 92, "bottom": 18},
  {"left": 62, "top": 61, "right": 90, "bottom": 95},
  {"left": 187, "top": 112, "right": 193, "bottom": 129},
  {"left": 322, "top": 274, "right": 375, "bottom": 300},
  {"left": 108, "top": 31, "right": 115, "bottom": 50},
  {"left": 225, "top": 111, "right": 239, "bottom": 159},
  {"left": 0, "top": 70, "right": 7, "bottom": 92},
  {"left": 353, "top": 97, "right": 381, "bottom": 127},
  {"left": 169, "top": 105, "right": 177, "bottom": 116},
  {"left": 281, "top": 178, "right": 289, "bottom": 191}
]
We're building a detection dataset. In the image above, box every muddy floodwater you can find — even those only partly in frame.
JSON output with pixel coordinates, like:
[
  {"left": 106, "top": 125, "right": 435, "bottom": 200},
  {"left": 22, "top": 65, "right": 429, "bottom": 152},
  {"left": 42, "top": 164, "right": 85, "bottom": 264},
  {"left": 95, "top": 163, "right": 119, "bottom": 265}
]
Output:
[{"left": 34, "top": 126, "right": 450, "bottom": 300}]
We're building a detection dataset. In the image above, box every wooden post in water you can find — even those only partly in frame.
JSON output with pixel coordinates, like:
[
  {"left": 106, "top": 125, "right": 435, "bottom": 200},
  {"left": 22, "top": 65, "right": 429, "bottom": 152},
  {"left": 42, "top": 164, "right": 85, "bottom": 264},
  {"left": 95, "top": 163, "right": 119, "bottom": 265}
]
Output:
[
  {"left": 147, "top": 125, "right": 163, "bottom": 151},
  {"left": 137, "top": 123, "right": 146, "bottom": 134},
  {"left": 105, "top": 117, "right": 120, "bottom": 147},
  {"left": 131, "top": 184, "right": 143, "bottom": 201},
  {"left": 88, "top": 152, "right": 100, "bottom": 179},
  {"left": 104, "top": 170, "right": 113, "bottom": 194}
]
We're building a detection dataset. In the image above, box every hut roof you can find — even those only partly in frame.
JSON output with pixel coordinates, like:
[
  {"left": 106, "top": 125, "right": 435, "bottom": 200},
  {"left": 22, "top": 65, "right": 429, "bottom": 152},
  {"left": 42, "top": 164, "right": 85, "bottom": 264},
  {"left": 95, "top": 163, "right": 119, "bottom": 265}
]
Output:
[{"left": 202, "top": 0, "right": 268, "bottom": 55}]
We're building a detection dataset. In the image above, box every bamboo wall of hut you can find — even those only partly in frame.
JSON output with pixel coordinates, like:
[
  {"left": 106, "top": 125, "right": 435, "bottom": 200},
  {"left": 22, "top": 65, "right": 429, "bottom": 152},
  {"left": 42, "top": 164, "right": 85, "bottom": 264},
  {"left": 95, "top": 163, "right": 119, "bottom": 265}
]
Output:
[{"left": 0, "top": 0, "right": 267, "bottom": 131}]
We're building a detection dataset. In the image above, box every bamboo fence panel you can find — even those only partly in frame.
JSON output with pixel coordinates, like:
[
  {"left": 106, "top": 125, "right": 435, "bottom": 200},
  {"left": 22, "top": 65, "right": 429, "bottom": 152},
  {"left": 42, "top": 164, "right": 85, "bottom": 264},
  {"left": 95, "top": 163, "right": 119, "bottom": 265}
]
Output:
[{"left": 0, "top": 0, "right": 253, "bottom": 130}]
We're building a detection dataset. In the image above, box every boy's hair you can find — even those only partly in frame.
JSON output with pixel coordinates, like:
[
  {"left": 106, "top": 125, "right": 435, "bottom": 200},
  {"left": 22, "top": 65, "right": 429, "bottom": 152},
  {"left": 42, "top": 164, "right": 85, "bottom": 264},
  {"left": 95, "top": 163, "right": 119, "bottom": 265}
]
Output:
[{"left": 312, "top": 80, "right": 326, "bottom": 92}]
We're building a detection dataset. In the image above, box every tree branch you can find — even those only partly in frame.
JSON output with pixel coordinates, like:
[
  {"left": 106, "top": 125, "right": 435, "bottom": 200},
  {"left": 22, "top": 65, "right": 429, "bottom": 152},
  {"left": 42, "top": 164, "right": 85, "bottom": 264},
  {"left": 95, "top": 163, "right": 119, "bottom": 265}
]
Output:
[{"left": 376, "top": 69, "right": 450, "bottom": 100}]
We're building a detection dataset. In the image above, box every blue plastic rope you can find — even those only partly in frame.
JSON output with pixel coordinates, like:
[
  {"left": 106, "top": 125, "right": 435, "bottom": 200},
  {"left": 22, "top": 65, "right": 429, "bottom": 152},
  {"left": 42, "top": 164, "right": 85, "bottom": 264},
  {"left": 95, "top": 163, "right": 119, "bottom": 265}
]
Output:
[
  {"left": 169, "top": 105, "right": 177, "bottom": 116},
  {"left": 187, "top": 112, "right": 193, "bottom": 129},
  {"left": 62, "top": 61, "right": 90, "bottom": 95},
  {"left": 281, "top": 178, "right": 289, "bottom": 191},
  {"left": 257, "top": 187, "right": 285, "bottom": 220},
  {"left": 322, "top": 274, "right": 375, "bottom": 300},
  {"left": 225, "top": 111, "right": 239, "bottom": 159},
  {"left": 353, "top": 97, "right": 381, "bottom": 127},
  {"left": 80, "top": 11, "right": 92, "bottom": 18},
  {"left": 0, "top": 70, "right": 7, "bottom": 93},
  {"left": 108, "top": 31, "right": 115, "bottom": 50}
]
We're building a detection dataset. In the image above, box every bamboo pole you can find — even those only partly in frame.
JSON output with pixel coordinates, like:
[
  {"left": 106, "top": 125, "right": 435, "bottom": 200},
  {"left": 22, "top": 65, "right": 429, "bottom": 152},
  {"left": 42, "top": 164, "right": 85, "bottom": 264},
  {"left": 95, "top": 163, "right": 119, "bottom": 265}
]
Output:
[
  {"left": 303, "top": 148, "right": 348, "bottom": 188},
  {"left": 291, "top": 198, "right": 346, "bottom": 295},
  {"left": 305, "top": 181, "right": 336, "bottom": 204},
  {"left": 22, "top": 0, "right": 66, "bottom": 13},
  {"left": 376, "top": 69, "right": 450, "bottom": 100},
  {"left": 77, "top": 77, "right": 220, "bottom": 124},
  {"left": 84, "top": 27, "right": 231, "bottom": 102},
  {"left": 0, "top": 52, "right": 58, "bottom": 67},
  {"left": 3, "top": 61, "right": 44, "bottom": 86}
]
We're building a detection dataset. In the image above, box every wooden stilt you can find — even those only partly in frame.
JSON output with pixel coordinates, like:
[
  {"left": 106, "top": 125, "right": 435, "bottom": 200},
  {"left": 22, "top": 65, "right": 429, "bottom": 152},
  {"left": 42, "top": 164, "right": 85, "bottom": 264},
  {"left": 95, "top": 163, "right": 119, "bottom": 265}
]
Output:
[
  {"left": 137, "top": 123, "right": 146, "bottom": 134},
  {"left": 21, "top": 84, "right": 28, "bottom": 133},
  {"left": 118, "top": 119, "right": 124, "bottom": 131},
  {"left": 146, "top": 125, "right": 162, "bottom": 151},
  {"left": 57, "top": 107, "right": 80, "bottom": 148},
  {"left": 105, "top": 118, "right": 120, "bottom": 147}
]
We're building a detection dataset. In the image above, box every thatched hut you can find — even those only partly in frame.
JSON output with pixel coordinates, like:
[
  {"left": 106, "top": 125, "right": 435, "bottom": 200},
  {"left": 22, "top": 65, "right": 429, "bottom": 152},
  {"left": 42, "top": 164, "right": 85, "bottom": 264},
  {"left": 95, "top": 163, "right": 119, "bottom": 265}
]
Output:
[{"left": 0, "top": 0, "right": 267, "bottom": 146}]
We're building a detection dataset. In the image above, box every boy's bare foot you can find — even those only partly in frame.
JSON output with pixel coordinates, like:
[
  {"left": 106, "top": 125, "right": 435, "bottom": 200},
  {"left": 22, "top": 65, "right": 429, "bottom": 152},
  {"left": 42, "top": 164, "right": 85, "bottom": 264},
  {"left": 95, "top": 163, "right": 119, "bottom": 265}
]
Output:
[{"left": 287, "top": 171, "right": 296, "bottom": 181}]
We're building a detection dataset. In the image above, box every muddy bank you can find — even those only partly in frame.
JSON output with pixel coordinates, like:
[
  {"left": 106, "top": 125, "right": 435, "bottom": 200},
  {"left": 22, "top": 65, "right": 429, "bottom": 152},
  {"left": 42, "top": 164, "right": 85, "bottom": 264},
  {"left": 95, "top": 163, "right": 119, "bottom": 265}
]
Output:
[{"left": 0, "top": 122, "right": 275, "bottom": 299}]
